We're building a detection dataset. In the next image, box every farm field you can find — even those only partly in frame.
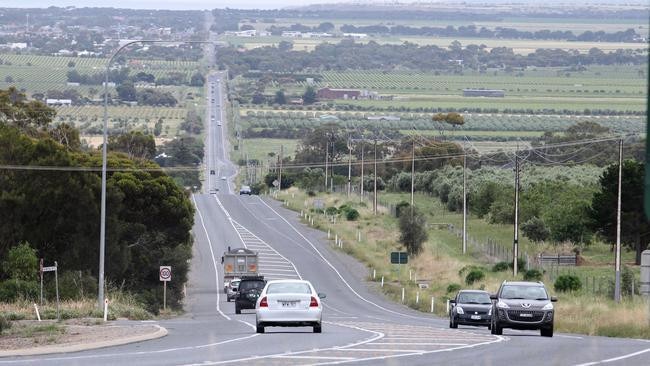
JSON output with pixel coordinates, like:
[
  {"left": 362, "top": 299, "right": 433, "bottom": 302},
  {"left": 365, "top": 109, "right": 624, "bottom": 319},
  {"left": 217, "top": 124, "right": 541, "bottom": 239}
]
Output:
[{"left": 238, "top": 138, "right": 299, "bottom": 163}]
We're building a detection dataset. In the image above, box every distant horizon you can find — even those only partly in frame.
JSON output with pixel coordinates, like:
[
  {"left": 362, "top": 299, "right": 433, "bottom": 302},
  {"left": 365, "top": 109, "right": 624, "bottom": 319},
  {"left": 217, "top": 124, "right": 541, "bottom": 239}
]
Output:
[{"left": 5, "top": 0, "right": 647, "bottom": 11}]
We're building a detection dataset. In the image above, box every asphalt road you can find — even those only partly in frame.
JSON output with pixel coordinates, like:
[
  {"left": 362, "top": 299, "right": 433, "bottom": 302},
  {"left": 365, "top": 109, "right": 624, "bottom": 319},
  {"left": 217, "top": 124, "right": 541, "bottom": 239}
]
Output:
[{"left": 2, "top": 73, "right": 649, "bottom": 366}]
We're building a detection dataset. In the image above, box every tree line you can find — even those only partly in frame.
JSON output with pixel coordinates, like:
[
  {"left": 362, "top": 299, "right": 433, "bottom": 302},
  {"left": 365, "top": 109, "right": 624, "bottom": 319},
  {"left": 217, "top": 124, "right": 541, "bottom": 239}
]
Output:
[{"left": 0, "top": 87, "right": 195, "bottom": 312}]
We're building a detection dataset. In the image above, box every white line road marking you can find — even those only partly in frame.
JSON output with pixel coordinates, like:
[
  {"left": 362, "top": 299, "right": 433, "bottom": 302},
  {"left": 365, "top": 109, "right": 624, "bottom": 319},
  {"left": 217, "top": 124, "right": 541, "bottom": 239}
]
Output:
[
  {"left": 271, "top": 356, "right": 356, "bottom": 360},
  {"left": 556, "top": 334, "right": 584, "bottom": 339},
  {"left": 341, "top": 348, "right": 425, "bottom": 353},
  {"left": 369, "top": 342, "right": 469, "bottom": 346},
  {"left": 573, "top": 347, "right": 650, "bottom": 366},
  {"left": 236, "top": 320, "right": 255, "bottom": 331},
  {"left": 192, "top": 194, "right": 230, "bottom": 321}
]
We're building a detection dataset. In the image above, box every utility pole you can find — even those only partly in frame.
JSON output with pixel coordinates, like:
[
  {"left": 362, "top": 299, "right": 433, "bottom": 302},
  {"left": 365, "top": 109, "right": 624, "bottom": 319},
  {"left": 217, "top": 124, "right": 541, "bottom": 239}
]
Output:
[
  {"left": 463, "top": 153, "right": 467, "bottom": 255},
  {"left": 278, "top": 145, "right": 283, "bottom": 191},
  {"left": 324, "top": 138, "right": 329, "bottom": 192},
  {"left": 411, "top": 139, "right": 415, "bottom": 207},
  {"left": 347, "top": 137, "right": 352, "bottom": 197},
  {"left": 513, "top": 153, "right": 520, "bottom": 277},
  {"left": 360, "top": 141, "right": 365, "bottom": 202},
  {"left": 373, "top": 138, "right": 378, "bottom": 215},
  {"left": 615, "top": 138, "right": 623, "bottom": 302},
  {"left": 331, "top": 140, "right": 335, "bottom": 192}
]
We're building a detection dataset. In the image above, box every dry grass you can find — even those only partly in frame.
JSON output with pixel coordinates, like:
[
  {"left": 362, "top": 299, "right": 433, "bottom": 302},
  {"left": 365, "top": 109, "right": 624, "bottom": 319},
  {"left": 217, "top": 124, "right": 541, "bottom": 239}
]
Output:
[{"left": 276, "top": 188, "right": 650, "bottom": 338}]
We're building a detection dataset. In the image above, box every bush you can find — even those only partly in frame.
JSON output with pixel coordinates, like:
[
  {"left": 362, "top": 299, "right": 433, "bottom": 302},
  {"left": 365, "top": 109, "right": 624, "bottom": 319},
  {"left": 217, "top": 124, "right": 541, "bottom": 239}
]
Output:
[
  {"left": 325, "top": 206, "right": 338, "bottom": 215},
  {"left": 0, "top": 314, "right": 11, "bottom": 334},
  {"left": 492, "top": 261, "right": 510, "bottom": 272},
  {"left": 345, "top": 208, "right": 360, "bottom": 221},
  {"left": 446, "top": 283, "right": 461, "bottom": 294},
  {"left": 521, "top": 216, "right": 550, "bottom": 242},
  {"left": 465, "top": 269, "right": 485, "bottom": 285},
  {"left": 3, "top": 241, "right": 38, "bottom": 281},
  {"left": 395, "top": 201, "right": 410, "bottom": 217},
  {"left": 554, "top": 275, "right": 582, "bottom": 292},
  {"left": 523, "top": 269, "right": 543, "bottom": 281},
  {"left": 47, "top": 271, "right": 97, "bottom": 301},
  {"left": 0, "top": 279, "right": 39, "bottom": 302}
]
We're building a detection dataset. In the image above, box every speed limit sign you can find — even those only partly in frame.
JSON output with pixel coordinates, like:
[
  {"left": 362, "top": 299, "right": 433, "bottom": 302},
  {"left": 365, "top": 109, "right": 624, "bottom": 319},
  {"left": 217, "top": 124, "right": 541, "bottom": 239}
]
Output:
[{"left": 159, "top": 266, "right": 172, "bottom": 282}]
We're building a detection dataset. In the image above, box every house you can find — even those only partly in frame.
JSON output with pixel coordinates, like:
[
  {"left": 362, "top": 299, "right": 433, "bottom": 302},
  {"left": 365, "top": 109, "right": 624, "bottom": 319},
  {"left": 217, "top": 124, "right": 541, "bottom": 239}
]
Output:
[
  {"left": 343, "top": 33, "right": 368, "bottom": 39},
  {"left": 367, "top": 115, "right": 401, "bottom": 121},
  {"left": 463, "top": 89, "right": 505, "bottom": 98},
  {"left": 289, "top": 98, "right": 304, "bottom": 105},
  {"left": 225, "top": 30, "right": 256, "bottom": 37},
  {"left": 46, "top": 99, "right": 72, "bottom": 106},
  {"left": 317, "top": 88, "right": 361, "bottom": 100},
  {"left": 282, "top": 31, "right": 302, "bottom": 38}
]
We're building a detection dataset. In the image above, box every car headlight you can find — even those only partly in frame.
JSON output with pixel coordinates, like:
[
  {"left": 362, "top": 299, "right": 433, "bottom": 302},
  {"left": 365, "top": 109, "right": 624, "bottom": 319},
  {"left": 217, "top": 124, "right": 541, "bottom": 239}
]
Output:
[
  {"left": 542, "top": 303, "right": 554, "bottom": 311},
  {"left": 496, "top": 301, "right": 509, "bottom": 309},
  {"left": 488, "top": 307, "right": 492, "bottom": 316},
  {"left": 456, "top": 306, "right": 464, "bottom": 314}
]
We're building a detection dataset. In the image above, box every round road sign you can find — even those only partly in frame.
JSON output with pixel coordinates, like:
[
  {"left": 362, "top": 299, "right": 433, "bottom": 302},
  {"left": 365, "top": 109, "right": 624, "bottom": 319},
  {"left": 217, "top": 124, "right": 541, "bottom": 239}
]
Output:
[{"left": 159, "top": 266, "right": 172, "bottom": 281}]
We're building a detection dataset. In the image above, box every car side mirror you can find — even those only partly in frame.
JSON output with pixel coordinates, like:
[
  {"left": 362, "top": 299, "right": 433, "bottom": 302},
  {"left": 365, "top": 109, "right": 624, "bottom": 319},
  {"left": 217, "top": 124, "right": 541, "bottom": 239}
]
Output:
[
  {"left": 318, "top": 293, "right": 326, "bottom": 299},
  {"left": 221, "top": 256, "right": 224, "bottom": 264},
  {"left": 489, "top": 294, "right": 498, "bottom": 300},
  {"left": 449, "top": 299, "right": 456, "bottom": 305},
  {"left": 550, "top": 296, "right": 558, "bottom": 302}
]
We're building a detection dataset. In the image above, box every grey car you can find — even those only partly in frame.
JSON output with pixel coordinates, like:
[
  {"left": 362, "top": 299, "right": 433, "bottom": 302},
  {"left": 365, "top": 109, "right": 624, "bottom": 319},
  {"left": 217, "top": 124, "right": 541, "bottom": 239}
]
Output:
[
  {"left": 449, "top": 290, "right": 492, "bottom": 329},
  {"left": 490, "top": 281, "right": 557, "bottom": 337}
]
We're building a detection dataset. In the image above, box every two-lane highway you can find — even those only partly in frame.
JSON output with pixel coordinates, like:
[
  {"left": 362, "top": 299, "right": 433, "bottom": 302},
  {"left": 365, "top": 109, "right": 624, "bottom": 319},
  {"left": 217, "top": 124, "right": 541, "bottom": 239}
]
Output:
[{"left": 2, "top": 73, "right": 649, "bottom": 366}]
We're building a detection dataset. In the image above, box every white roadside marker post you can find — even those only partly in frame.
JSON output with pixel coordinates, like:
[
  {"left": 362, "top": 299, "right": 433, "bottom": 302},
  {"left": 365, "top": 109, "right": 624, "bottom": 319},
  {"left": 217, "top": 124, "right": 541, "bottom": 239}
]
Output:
[
  {"left": 103, "top": 299, "right": 109, "bottom": 322},
  {"left": 431, "top": 297, "right": 435, "bottom": 313},
  {"left": 381, "top": 276, "right": 384, "bottom": 287},
  {"left": 416, "top": 291, "right": 420, "bottom": 304},
  {"left": 33, "top": 303, "right": 41, "bottom": 322},
  {"left": 401, "top": 288, "right": 405, "bottom": 303}
]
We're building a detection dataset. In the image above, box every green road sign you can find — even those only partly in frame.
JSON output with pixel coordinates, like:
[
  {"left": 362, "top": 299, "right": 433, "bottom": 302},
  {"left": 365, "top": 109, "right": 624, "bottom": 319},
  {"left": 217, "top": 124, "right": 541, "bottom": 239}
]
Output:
[{"left": 391, "top": 251, "right": 408, "bottom": 264}]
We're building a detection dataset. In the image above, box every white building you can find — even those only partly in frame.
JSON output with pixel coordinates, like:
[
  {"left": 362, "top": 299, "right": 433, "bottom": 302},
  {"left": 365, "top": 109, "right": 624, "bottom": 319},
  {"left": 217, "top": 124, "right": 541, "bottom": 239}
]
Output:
[
  {"left": 224, "top": 30, "right": 256, "bottom": 37},
  {"left": 282, "top": 31, "right": 302, "bottom": 38},
  {"left": 343, "top": 33, "right": 368, "bottom": 39},
  {"left": 46, "top": 99, "right": 72, "bottom": 106}
]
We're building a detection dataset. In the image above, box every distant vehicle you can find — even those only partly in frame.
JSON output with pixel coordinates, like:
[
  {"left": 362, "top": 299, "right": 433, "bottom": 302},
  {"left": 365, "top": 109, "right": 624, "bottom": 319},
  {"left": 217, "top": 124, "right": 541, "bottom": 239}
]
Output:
[
  {"left": 209, "top": 188, "right": 218, "bottom": 194},
  {"left": 210, "top": 170, "right": 215, "bottom": 175},
  {"left": 221, "top": 247, "right": 258, "bottom": 293},
  {"left": 239, "top": 185, "right": 252, "bottom": 195},
  {"left": 236, "top": 275, "right": 266, "bottom": 315},
  {"left": 226, "top": 278, "right": 241, "bottom": 302},
  {"left": 490, "top": 281, "right": 557, "bottom": 337},
  {"left": 221, "top": 176, "right": 227, "bottom": 180},
  {"left": 217, "top": 121, "right": 222, "bottom": 126},
  {"left": 255, "top": 279, "right": 325, "bottom": 334},
  {"left": 449, "top": 290, "right": 492, "bottom": 329}
]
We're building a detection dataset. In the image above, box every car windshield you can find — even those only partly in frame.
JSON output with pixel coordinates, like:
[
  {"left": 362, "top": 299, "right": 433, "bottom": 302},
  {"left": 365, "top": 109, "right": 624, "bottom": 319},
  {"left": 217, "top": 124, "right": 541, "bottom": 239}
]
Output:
[
  {"left": 230, "top": 281, "right": 240, "bottom": 287},
  {"left": 239, "top": 280, "right": 265, "bottom": 291},
  {"left": 266, "top": 282, "right": 311, "bottom": 294},
  {"left": 457, "top": 292, "right": 491, "bottom": 304},
  {"left": 501, "top": 285, "right": 548, "bottom": 300}
]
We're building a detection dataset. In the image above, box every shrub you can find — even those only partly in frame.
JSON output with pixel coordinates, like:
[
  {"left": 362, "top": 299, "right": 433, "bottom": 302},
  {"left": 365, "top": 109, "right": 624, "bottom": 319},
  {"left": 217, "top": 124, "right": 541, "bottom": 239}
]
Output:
[
  {"left": 0, "top": 314, "right": 11, "bottom": 334},
  {"left": 554, "top": 275, "right": 582, "bottom": 292},
  {"left": 446, "top": 283, "right": 461, "bottom": 294},
  {"left": 325, "top": 206, "right": 338, "bottom": 215},
  {"left": 523, "top": 269, "right": 543, "bottom": 281},
  {"left": 0, "top": 279, "right": 39, "bottom": 302},
  {"left": 492, "top": 261, "right": 510, "bottom": 272},
  {"left": 521, "top": 217, "right": 550, "bottom": 242},
  {"left": 395, "top": 201, "right": 410, "bottom": 217},
  {"left": 465, "top": 269, "right": 485, "bottom": 285},
  {"left": 47, "top": 271, "right": 97, "bottom": 301},
  {"left": 345, "top": 208, "right": 360, "bottom": 221},
  {"left": 3, "top": 241, "right": 38, "bottom": 281}
]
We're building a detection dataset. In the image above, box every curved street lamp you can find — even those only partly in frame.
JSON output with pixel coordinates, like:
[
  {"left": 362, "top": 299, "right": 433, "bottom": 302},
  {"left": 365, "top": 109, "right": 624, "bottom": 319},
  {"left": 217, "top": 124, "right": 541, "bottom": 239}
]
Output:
[{"left": 98, "top": 39, "right": 217, "bottom": 308}]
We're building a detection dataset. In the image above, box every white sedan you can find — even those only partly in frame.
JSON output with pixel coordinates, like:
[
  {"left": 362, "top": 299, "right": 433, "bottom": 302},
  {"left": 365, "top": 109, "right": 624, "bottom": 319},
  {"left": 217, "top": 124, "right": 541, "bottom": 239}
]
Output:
[{"left": 255, "top": 280, "right": 325, "bottom": 334}]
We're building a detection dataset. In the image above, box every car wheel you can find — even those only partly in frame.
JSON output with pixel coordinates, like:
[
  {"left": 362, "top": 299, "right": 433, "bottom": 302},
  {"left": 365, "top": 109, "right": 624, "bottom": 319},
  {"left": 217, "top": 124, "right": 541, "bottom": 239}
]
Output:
[
  {"left": 313, "top": 325, "right": 322, "bottom": 333},
  {"left": 227, "top": 297, "right": 230, "bottom": 302},
  {"left": 235, "top": 305, "right": 241, "bottom": 315},
  {"left": 541, "top": 325, "right": 554, "bottom": 338},
  {"left": 449, "top": 316, "right": 458, "bottom": 329},
  {"left": 493, "top": 323, "right": 503, "bottom": 335},
  {"left": 256, "top": 325, "right": 265, "bottom": 334}
]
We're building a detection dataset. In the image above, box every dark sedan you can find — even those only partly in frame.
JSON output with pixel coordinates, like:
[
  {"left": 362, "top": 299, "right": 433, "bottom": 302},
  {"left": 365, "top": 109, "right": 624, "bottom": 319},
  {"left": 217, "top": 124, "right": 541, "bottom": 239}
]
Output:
[{"left": 449, "top": 290, "right": 492, "bottom": 329}]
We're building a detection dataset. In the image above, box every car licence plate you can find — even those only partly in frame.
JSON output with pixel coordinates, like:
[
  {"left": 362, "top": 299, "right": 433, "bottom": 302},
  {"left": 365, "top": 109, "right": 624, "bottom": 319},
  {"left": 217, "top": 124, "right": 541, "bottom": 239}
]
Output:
[
  {"left": 520, "top": 313, "right": 533, "bottom": 317},
  {"left": 471, "top": 315, "right": 481, "bottom": 320},
  {"left": 281, "top": 301, "right": 297, "bottom": 308}
]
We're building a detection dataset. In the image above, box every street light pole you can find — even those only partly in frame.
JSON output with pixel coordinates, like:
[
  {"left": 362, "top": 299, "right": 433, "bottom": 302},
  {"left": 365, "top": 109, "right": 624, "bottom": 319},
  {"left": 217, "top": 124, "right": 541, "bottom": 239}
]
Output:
[{"left": 98, "top": 39, "right": 214, "bottom": 309}]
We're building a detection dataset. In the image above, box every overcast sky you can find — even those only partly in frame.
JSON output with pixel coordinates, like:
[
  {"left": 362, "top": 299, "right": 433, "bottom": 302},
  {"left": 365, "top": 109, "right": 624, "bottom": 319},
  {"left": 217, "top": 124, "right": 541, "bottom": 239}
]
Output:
[{"left": 6, "top": 0, "right": 352, "bottom": 10}]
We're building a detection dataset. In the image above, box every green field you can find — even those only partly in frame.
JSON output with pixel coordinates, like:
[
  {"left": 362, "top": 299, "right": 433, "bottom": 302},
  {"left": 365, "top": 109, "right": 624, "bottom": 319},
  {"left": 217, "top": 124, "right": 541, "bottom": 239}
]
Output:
[{"left": 237, "top": 138, "right": 299, "bottom": 163}]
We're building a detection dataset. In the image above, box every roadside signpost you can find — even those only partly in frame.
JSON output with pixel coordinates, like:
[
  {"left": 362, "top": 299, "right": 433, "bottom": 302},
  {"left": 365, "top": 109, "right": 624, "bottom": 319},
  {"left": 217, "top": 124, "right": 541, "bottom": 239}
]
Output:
[
  {"left": 40, "top": 261, "right": 59, "bottom": 320},
  {"left": 390, "top": 251, "right": 408, "bottom": 279},
  {"left": 160, "top": 266, "right": 172, "bottom": 310}
]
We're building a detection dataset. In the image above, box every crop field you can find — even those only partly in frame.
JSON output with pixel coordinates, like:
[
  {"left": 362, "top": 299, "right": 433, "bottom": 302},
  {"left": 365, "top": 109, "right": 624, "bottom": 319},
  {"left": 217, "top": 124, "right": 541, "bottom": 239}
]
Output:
[
  {"left": 238, "top": 138, "right": 299, "bottom": 163},
  {"left": 52, "top": 105, "right": 187, "bottom": 136}
]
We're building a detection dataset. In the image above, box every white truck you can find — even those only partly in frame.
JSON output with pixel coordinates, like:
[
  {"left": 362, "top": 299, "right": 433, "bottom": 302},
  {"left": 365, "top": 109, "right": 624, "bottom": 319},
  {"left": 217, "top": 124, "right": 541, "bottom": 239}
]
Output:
[{"left": 221, "top": 247, "right": 258, "bottom": 293}]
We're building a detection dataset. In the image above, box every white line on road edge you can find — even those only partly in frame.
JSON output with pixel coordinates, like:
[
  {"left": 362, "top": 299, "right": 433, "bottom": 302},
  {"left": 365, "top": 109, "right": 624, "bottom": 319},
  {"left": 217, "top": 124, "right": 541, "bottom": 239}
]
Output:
[
  {"left": 193, "top": 194, "right": 230, "bottom": 321},
  {"left": 236, "top": 320, "right": 256, "bottom": 331},
  {"left": 254, "top": 196, "right": 436, "bottom": 321},
  {"left": 573, "top": 346, "right": 650, "bottom": 366}
]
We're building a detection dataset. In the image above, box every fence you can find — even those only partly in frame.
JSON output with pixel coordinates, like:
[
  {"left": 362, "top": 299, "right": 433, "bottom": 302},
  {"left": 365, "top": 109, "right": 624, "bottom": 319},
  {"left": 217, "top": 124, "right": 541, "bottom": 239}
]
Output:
[{"left": 539, "top": 254, "right": 577, "bottom": 266}]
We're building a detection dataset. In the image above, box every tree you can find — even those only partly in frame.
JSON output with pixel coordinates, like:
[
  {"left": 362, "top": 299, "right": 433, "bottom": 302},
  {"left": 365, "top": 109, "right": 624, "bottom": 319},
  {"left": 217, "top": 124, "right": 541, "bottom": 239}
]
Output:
[
  {"left": 278, "top": 41, "right": 293, "bottom": 51},
  {"left": 590, "top": 160, "right": 648, "bottom": 264},
  {"left": 49, "top": 123, "right": 81, "bottom": 150},
  {"left": 251, "top": 92, "right": 266, "bottom": 104},
  {"left": 108, "top": 131, "right": 156, "bottom": 160},
  {"left": 398, "top": 206, "right": 428, "bottom": 255},
  {"left": 190, "top": 72, "right": 205, "bottom": 87},
  {"left": 273, "top": 90, "right": 287, "bottom": 105},
  {"left": 0, "top": 87, "right": 55, "bottom": 134},
  {"left": 116, "top": 81, "right": 137, "bottom": 101},
  {"left": 302, "top": 86, "right": 317, "bottom": 105},
  {"left": 521, "top": 217, "right": 550, "bottom": 242},
  {"left": 2, "top": 242, "right": 37, "bottom": 281}
]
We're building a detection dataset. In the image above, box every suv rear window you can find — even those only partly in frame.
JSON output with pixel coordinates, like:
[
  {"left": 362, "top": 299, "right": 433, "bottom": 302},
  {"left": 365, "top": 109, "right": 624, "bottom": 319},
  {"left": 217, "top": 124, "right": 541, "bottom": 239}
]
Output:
[
  {"left": 239, "top": 280, "right": 265, "bottom": 291},
  {"left": 500, "top": 285, "right": 548, "bottom": 300}
]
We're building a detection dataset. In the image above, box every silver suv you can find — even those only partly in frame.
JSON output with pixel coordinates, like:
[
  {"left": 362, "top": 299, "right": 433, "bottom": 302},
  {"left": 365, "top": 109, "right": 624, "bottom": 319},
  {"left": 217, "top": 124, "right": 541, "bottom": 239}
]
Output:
[{"left": 490, "top": 281, "right": 557, "bottom": 337}]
